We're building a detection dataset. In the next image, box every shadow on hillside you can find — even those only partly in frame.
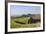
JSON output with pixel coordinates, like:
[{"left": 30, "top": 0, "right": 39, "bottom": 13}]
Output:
[
  {"left": 14, "top": 18, "right": 40, "bottom": 24},
  {"left": 15, "top": 21, "right": 25, "bottom": 24},
  {"left": 28, "top": 19, "right": 40, "bottom": 24}
]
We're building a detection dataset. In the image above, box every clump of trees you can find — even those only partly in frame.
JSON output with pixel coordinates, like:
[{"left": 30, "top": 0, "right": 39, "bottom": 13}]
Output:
[{"left": 28, "top": 17, "right": 33, "bottom": 24}]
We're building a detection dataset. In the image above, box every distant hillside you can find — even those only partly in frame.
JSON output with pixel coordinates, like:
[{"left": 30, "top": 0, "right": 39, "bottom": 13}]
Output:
[{"left": 11, "top": 14, "right": 40, "bottom": 19}]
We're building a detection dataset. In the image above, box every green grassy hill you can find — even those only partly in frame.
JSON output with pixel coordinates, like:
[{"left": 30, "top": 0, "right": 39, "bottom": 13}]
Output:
[{"left": 10, "top": 17, "right": 40, "bottom": 28}]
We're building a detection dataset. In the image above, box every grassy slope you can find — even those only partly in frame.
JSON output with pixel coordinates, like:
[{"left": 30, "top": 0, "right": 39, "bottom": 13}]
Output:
[
  {"left": 14, "top": 17, "right": 29, "bottom": 23},
  {"left": 10, "top": 17, "right": 40, "bottom": 28}
]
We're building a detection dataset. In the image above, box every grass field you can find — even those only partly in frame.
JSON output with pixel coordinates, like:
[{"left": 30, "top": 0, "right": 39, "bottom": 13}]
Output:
[{"left": 10, "top": 17, "right": 40, "bottom": 28}]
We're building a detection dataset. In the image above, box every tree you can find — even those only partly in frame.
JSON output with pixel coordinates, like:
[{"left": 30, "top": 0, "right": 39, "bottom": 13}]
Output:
[{"left": 28, "top": 17, "right": 33, "bottom": 24}]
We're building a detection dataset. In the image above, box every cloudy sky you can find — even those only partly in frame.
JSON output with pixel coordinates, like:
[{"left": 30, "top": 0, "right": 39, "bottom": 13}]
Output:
[{"left": 10, "top": 5, "right": 41, "bottom": 16}]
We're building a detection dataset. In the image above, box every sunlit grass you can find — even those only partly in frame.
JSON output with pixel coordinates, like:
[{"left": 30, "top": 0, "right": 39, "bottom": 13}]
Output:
[{"left": 10, "top": 17, "right": 40, "bottom": 28}]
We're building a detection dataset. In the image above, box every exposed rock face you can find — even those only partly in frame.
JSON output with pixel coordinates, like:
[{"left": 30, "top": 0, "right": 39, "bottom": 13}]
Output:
[
  {"left": 28, "top": 15, "right": 41, "bottom": 24},
  {"left": 32, "top": 15, "right": 41, "bottom": 20}
]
